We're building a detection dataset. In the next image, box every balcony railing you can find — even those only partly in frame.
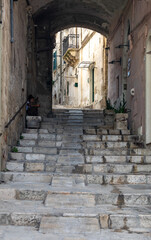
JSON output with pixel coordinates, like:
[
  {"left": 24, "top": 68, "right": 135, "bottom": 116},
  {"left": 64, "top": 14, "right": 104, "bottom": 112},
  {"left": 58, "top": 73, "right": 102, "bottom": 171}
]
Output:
[{"left": 63, "top": 34, "right": 79, "bottom": 55}]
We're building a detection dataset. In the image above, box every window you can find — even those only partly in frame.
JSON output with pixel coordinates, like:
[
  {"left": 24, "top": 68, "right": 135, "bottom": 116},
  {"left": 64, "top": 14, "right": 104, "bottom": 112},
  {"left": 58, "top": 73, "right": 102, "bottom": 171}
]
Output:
[
  {"left": 53, "top": 51, "right": 57, "bottom": 71},
  {"left": 67, "top": 81, "right": 69, "bottom": 96}
]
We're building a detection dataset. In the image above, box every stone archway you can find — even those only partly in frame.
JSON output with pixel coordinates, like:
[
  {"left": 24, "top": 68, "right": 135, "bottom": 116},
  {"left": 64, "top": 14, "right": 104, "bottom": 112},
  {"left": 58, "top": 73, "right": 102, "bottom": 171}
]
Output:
[{"left": 27, "top": 0, "right": 128, "bottom": 116}]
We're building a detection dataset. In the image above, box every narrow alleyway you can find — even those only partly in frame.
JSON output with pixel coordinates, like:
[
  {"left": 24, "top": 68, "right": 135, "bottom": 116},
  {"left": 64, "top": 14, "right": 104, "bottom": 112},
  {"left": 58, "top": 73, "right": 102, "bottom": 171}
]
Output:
[{"left": 0, "top": 109, "right": 151, "bottom": 239}]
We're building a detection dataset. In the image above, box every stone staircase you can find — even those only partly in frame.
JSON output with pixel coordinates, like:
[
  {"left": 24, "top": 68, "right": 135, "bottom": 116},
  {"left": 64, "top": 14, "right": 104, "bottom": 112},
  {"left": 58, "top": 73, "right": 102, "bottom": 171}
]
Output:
[{"left": 0, "top": 109, "right": 151, "bottom": 239}]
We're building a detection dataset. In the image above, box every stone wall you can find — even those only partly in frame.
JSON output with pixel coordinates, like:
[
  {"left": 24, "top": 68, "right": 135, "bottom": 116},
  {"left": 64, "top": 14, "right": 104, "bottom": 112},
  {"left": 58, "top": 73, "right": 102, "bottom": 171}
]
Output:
[
  {"left": 108, "top": 0, "right": 151, "bottom": 137},
  {"left": 29, "top": 18, "right": 55, "bottom": 116},
  {"left": 0, "top": 0, "right": 28, "bottom": 169}
]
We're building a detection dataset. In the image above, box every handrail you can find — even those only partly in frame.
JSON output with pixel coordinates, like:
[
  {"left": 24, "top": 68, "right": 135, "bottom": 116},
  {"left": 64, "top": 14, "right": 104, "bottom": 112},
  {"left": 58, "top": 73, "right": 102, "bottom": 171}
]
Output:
[{"left": 5, "top": 100, "right": 27, "bottom": 129}]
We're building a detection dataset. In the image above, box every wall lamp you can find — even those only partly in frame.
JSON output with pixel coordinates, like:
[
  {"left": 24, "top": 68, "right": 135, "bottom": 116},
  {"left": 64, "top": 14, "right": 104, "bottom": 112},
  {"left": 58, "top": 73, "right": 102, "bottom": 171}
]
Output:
[
  {"left": 115, "top": 44, "right": 129, "bottom": 49},
  {"left": 109, "top": 57, "right": 122, "bottom": 65}
]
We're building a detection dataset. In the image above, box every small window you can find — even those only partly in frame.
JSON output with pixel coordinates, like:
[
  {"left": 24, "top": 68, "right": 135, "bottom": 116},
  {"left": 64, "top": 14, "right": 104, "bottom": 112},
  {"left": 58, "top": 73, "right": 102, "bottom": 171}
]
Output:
[{"left": 53, "top": 51, "right": 57, "bottom": 71}]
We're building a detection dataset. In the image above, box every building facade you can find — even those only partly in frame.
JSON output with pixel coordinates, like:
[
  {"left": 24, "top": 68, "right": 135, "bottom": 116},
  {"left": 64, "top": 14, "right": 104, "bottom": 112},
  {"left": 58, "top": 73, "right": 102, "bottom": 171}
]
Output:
[
  {"left": 52, "top": 28, "right": 108, "bottom": 109},
  {"left": 108, "top": 0, "right": 151, "bottom": 143}
]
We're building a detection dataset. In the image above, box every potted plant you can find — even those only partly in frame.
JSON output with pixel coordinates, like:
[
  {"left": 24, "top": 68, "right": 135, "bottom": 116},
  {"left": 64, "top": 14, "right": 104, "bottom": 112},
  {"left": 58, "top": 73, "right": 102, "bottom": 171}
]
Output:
[
  {"left": 106, "top": 94, "right": 129, "bottom": 130},
  {"left": 114, "top": 94, "right": 128, "bottom": 130}
]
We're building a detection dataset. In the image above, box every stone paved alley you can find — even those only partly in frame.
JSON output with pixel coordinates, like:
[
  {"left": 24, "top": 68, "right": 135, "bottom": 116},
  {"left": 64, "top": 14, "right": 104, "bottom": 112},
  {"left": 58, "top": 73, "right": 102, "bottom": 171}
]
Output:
[{"left": 0, "top": 109, "right": 151, "bottom": 239}]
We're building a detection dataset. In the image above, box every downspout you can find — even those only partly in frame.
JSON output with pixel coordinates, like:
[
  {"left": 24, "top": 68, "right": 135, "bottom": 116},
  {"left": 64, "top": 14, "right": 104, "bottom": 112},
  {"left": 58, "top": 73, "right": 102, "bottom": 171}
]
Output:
[
  {"left": 10, "top": 0, "right": 14, "bottom": 43},
  {"left": 60, "top": 31, "right": 63, "bottom": 103}
]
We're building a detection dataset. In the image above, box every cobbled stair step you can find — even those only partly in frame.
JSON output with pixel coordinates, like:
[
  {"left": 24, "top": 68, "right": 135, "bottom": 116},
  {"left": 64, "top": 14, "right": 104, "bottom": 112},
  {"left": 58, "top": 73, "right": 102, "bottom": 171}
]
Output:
[
  {"left": 1, "top": 108, "right": 151, "bottom": 239},
  {"left": 0, "top": 226, "right": 151, "bottom": 240},
  {"left": 0, "top": 200, "right": 151, "bottom": 230}
]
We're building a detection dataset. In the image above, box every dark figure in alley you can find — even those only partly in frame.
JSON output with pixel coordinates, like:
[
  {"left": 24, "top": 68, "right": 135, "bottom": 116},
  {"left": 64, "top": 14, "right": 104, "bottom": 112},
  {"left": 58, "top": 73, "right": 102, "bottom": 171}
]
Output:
[{"left": 26, "top": 95, "right": 40, "bottom": 116}]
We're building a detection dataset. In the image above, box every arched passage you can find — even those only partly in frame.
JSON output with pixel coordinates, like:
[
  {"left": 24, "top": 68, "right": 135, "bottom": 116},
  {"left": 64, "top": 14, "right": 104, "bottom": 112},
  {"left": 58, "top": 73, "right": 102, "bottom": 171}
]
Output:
[{"left": 27, "top": 0, "right": 128, "bottom": 116}]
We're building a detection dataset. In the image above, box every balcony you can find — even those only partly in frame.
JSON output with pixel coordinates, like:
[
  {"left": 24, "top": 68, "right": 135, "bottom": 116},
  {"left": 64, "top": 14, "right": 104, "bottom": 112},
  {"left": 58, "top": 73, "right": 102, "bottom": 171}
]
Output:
[{"left": 63, "top": 34, "right": 79, "bottom": 67}]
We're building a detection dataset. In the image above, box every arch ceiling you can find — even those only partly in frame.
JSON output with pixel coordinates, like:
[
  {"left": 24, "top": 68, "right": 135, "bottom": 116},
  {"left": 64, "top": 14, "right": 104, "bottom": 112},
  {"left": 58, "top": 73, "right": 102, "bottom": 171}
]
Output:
[{"left": 31, "top": 0, "right": 128, "bottom": 36}]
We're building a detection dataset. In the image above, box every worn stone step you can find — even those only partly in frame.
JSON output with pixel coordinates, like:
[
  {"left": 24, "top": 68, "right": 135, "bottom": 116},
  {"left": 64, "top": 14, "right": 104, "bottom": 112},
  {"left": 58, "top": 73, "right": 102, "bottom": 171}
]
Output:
[
  {"left": 38, "top": 134, "right": 56, "bottom": 140},
  {"left": 1, "top": 206, "right": 148, "bottom": 232},
  {"left": 40, "top": 212, "right": 151, "bottom": 233},
  {"left": 131, "top": 148, "right": 151, "bottom": 156},
  {"left": 9, "top": 152, "right": 59, "bottom": 162},
  {"left": 55, "top": 163, "right": 151, "bottom": 175},
  {"left": 83, "top": 135, "right": 123, "bottom": 141},
  {"left": 0, "top": 182, "right": 151, "bottom": 204},
  {"left": 40, "top": 216, "right": 100, "bottom": 234},
  {"left": 12, "top": 147, "right": 33, "bottom": 153},
  {"left": 85, "top": 155, "right": 147, "bottom": 164},
  {"left": 83, "top": 129, "right": 127, "bottom": 135},
  {"left": 86, "top": 148, "right": 149, "bottom": 156},
  {"left": 85, "top": 148, "right": 128, "bottom": 156},
  {"left": 25, "top": 129, "right": 38, "bottom": 134},
  {"left": 86, "top": 173, "right": 151, "bottom": 185},
  {"left": 3, "top": 171, "right": 151, "bottom": 185},
  {"left": 19, "top": 140, "right": 36, "bottom": 147},
  {"left": 62, "top": 136, "right": 82, "bottom": 142},
  {"left": 1, "top": 172, "right": 52, "bottom": 183},
  {"left": 33, "top": 147, "right": 57, "bottom": 155},
  {"left": 0, "top": 225, "right": 151, "bottom": 240},
  {"left": 9, "top": 152, "right": 25, "bottom": 160},
  {"left": 93, "top": 163, "right": 151, "bottom": 174},
  {"left": 44, "top": 191, "right": 151, "bottom": 207},
  {"left": 22, "top": 133, "right": 38, "bottom": 140},
  {"left": 84, "top": 141, "right": 138, "bottom": 149},
  {"left": 57, "top": 155, "right": 84, "bottom": 165},
  {"left": 37, "top": 140, "right": 57, "bottom": 148},
  {"left": 6, "top": 162, "right": 24, "bottom": 172},
  {"left": 59, "top": 149, "right": 83, "bottom": 155},
  {"left": 7, "top": 159, "right": 151, "bottom": 175},
  {"left": 61, "top": 142, "right": 82, "bottom": 149},
  {"left": 51, "top": 175, "right": 85, "bottom": 187}
]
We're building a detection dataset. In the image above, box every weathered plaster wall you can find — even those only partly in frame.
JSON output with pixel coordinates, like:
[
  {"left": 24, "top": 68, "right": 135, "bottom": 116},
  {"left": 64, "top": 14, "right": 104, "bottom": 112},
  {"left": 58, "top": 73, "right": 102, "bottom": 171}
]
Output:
[
  {"left": 78, "top": 30, "right": 106, "bottom": 109},
  {"left": 108, "top": 0, "right": 151, "bottom": 137},
  {"left": 1, "top": 0, "right": 28, "bottom": 169}
]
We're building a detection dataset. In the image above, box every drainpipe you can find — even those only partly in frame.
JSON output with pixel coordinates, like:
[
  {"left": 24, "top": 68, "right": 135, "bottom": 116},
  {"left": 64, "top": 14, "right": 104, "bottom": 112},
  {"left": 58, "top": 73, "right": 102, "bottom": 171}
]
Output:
[
  {"left": 10, "top": 0, "right": 14, "bottom": 43},
  {"left": 60, "top": 31, "right": 63, "bottom": 103}
]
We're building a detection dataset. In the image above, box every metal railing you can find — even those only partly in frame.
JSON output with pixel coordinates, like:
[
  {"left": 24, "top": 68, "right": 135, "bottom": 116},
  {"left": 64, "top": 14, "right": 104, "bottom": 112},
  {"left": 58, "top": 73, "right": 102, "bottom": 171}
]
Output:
[
  {"left": 0, "top": 100, "right": 27, "bottom": 137},
  {"left": 63, "top": 34, "right": 79, "bottom": 55},
  {"left": 5, "top": 101, "right": 27, "bottom": 129}
]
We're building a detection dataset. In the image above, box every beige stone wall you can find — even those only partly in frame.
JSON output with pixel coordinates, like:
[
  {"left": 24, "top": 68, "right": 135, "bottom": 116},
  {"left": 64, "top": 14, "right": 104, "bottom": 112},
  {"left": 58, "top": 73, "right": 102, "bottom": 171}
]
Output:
[
  {"left": 0, "top": 0, "right": 28, "bottom": 169},
  {"left": 108, "top": 0, "right": 151, "bottom": 137},
  {"left": 78, "top": 30, "right": 106, "bottom": 109}
]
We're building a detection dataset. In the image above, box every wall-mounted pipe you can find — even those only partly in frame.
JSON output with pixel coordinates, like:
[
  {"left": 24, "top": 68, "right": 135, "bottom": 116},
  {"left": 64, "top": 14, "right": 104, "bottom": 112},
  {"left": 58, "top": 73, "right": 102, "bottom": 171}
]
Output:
[{"left": 10, "top": 0, "right": 14, "bottom": 43}]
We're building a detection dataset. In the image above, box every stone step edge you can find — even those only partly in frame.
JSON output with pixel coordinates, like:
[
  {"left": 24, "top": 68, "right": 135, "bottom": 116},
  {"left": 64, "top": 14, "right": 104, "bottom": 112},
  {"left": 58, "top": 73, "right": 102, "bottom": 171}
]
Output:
[
  {"left": 0, "top": 211, "right": 151, "bottom": 229},
  {"left": 1, "top": 188, "right": 151, "bottom": 205},
  {"left": 1, "top": 172, "right": 151, "bottom": 186}
]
